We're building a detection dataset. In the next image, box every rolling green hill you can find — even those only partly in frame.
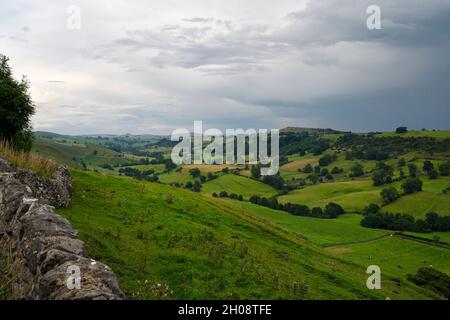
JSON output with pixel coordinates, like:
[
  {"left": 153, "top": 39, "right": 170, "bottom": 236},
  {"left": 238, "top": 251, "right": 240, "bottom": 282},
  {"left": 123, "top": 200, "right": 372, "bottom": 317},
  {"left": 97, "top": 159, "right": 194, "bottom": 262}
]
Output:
[
  {"left": 25, "top": 130, "right": 450, "bottom": 300},
  {"left": 32, "top": 136, "right": 129, "bottom": 168},
  {"left": 57, "top": 170, "right": 443, "bottom": 299}
]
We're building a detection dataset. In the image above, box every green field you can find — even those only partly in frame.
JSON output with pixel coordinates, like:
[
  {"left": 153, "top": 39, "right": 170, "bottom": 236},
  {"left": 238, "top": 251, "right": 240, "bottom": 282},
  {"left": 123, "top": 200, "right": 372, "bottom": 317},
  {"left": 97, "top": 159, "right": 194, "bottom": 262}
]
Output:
[
  {"left": 32, "top": 137, "right": 129, "bottom": 168},
  {"left": 327, "top": 236, "right": 450, "bottom": 281},
  {"left": 236, "top": 202, "right": 388, "bottom": 246},
  {"left": 278, "top": 179, "right": 382, "bottom": 212},
  {"left": 25, "top": 130, "right": 450, "bottom": 300},
  {"left": 201, "top": 174, "right": 278, "bottom": 199},
  {"left": 56, "top": 170, "right": 442, "bottom": 299}
]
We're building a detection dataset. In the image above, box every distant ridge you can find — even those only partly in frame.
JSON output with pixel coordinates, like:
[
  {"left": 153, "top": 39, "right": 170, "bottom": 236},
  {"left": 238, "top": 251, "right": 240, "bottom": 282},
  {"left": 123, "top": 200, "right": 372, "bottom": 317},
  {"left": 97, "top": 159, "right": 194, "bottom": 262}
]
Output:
[{"left": 280, "top": 127, "right": 345, "bottom": 134}]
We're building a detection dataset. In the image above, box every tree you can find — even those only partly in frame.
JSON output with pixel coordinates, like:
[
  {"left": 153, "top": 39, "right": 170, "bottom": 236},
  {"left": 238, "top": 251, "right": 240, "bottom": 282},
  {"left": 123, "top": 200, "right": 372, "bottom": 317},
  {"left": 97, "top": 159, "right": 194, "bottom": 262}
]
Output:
[
  {"left": 185, "top": 181, "right": 193, "bottom": 189},
  {"left": 401, "top": 177, "right": 423, "bottom": 194},
  {"left": 192, "top": 180, "right": 202, "bottom": 192},
  {"left": 251, "top": 165, "right": 261, "bottom": 178},
  {"left": 423, "top": 161, "right": 434, "bottom": 173},
  {"left": 439, "top": 163, "right": 450, "bottom": 176},
  {"left": 189, "top": 168, "right": 201, "bottom": 178},
  {"left": 363, "top": 203, "right": 380, "bottom": 215},
  {"left": 380, "top": 188, "right": 400, "bottom": 204},
  {"left": 331, "top": 166, "right": 342, "bottom": 174},
  {"left": 408, "top": 163, "right": 418, "bottom": 177},
  {"left": 319, "top": 154, "right": 336, "bottom": 166},
  {"left": 395, "top": 127, "right": 408, "bottom": 134},
  {"left": 398, "top": 158, "right": 406, "bottom": 168},
  {"left": 262, "top": 174, "right": 285, "bottom": 190},
  {"left": 429, "top": 169, "right": 439, "bottom": 180},
  {"left": 324, "top": 202, "right": 345, "bottom": 218},
  {"left": 0, "top": 54, "right": 35, "bottom": 150},
  {"left": 350, "top": 163, "right": 364, "bottom": 177},
  {"left": 302, "top": 164, "right": 313, "bottom": 174}
]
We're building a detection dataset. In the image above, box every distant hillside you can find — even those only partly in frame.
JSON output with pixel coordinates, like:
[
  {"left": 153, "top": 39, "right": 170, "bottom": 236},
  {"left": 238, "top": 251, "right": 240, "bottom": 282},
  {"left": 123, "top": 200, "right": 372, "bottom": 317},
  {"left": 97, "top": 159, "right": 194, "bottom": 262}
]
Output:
[{"left": 281, "top": 127, "right": 345, "bottom": 134}]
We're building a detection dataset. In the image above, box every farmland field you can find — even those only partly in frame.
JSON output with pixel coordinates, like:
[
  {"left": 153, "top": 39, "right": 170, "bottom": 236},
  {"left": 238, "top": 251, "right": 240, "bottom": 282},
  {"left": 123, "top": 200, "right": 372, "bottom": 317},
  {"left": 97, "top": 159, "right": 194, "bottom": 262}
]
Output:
[{"left": 202, "top": 174, "right": 278, "bottom": 199}]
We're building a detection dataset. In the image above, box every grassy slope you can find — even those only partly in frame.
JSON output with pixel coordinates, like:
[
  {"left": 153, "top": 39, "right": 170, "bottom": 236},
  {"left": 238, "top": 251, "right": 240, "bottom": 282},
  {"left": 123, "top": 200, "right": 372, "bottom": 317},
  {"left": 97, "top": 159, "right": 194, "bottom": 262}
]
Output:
[
  {"left": 235, "top": 202, "right": 388, "bottom": 246},
  {"left": 33, "top": 137, "right": 128, "bottom": 168},
  {"left": 278, "top": 177, "right": 450, "bottom": 217},
  {"left": 278, "top": 179, "right": 381, "bottom": 212},
  {"left": 232, "top": 201, "right": 450, "bottom": 288},
  {"left": 57, "top": 170, "right": 438, "bottom": 299},
  {"left": 327, "top": 237, "right": 450, "bottom": 281},
  {"left": 201, "top": 174, "right": 278, "bottom": 199}
]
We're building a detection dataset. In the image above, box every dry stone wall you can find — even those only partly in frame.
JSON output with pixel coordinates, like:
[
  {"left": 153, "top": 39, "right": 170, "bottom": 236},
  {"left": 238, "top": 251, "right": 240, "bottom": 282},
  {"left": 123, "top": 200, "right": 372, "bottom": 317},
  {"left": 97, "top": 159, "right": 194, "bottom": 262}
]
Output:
[{"left": 0, "top": 157, "right": 124, "bottom": 300}]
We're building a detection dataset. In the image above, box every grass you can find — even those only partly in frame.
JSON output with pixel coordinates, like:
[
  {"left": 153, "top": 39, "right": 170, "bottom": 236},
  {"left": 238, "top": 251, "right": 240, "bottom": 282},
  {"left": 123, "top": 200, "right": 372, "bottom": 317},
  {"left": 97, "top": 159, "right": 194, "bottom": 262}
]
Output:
[
  {"left": 56, "top": 170, "right": 439, "bottom": 299},
  {"left": 201, "top": 174, "right": 278, "bottom": 199},
  {"left": 278, "top": 179, "right": 382, "bottom": 212},
  {"left": 236, "top": 202, "right": 388, "bottom": 246},
  {"left": 382, "top": 191, "right": 450, "bottom": 218},
  {"left": 0, "top": 140, "right": 57, "bottom": 178},
  {"left": 32, "top": 137, "right": 129, "bottom": 169},
  {"left": 327, "top": 236, "right": 450, "bottom": 282},
  {"left": 403, "top": 231, "right": 450, "bottom": 244}
]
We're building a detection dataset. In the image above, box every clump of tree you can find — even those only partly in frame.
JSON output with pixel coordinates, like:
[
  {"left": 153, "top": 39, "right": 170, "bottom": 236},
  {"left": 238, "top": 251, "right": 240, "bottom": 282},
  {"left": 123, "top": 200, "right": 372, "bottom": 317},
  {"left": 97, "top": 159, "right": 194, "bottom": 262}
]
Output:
[
  {"left": 301, "top": 164, "right": 313, "bottom": 174},
  {"left": 262, "top": 174, "right": 285, "bottom": 190},
  {"left": 118, "top": 167, "right": 158, "bottom": 182},
  {"left": 213, "top": 191, "right": 243, "bottom": 201},
  {"left": 395, "top": 126, "right": 408, "bottom": 134},
  {"left": 439, "top": 162, "right": 450, "bottom": 176},
  {"left": 372, "top": 162, "right": 393, "bottom": 186},
  {"left": 336, "top": 133, "right": 450, "bottom": 160},
  {"left": 349, "top": 163, "right": 364, "bottom": 178},
  {"left": 0, "top": 54, "right": 35, "bottom": 151},
  {"left": 249, "top": 195, "right": 345, "bottom": 219},
  {"left": 380, "top": 187, "right": 400, "bottom": 204},
  {"left": 251, "top": 165, "right": 261, "bottom": 178},
  {"left": 318, "top": 153, "right": 337, "bottom": 167},
  {"left": 401, "top": 177, "right": 423, "bottom": 194},
  {"left": 361, "top": 210, "right": 450, "bottom": 233},
  {"left": 189, "top": 168, "right": 201, "bottom": 178}
]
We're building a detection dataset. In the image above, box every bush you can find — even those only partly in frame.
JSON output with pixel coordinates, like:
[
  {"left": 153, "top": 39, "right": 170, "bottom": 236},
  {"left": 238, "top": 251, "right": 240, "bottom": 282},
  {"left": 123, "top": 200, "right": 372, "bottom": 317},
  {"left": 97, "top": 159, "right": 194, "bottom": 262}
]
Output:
[
  {"left": 407, "top": 267, "right": 450, "bottom": 299},
  {"left": 318, "top": 154, "right": 336, "bottom": 167},
  {"left": 331, "top": 166, "right": 343, "bottom": 174},
  {"left": 189, "top": 168, "right": 201, "bottom": 178},
  {"left": 439, "top": 162, "right": 450, "bottom": 176},
  {"left": 363, "top": 203, "right": 380, "bottom": 215},
  {"left": 324, "top": 202, "right": 345, "bottom": 218},
  {"left": 428, "top": 169, "right": 439, "bottom": 179},
  {"left": 401, "top": 177, "right": 423, "bottom": 195},
  {"left": 302, "top": 164, "right": 313, "bottom": 174},
  {"left": 192, "top": 180, "right": 202, "bottom": 192},
  {"left": 250, "top": 165, "right": 261, "bottom": 178},
  {"left": 407, "top": 163, "right": 418, "bottom": 177},
  {"left": 395, "top": 127, "right": 408, "bottom": 134},
  {"left": 262, "top": 174, "right": 285, "bottom": 190},
  {"left": 380, "top": 188, "right": 400, "bottom": 204},
  {"left": 349, "top": 163, "right": 364, "bottom": 177}
]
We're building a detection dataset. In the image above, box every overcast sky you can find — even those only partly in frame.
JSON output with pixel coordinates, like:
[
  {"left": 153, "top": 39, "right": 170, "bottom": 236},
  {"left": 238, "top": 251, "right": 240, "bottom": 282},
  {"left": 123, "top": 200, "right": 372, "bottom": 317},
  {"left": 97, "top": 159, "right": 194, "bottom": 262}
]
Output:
[{"left": 1, "top": 0, "right": 449, "bottom": 135}]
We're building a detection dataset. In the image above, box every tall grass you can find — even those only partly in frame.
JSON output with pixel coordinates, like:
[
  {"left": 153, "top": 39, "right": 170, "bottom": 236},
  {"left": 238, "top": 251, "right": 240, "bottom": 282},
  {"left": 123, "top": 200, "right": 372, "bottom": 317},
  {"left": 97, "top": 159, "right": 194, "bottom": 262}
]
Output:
[{"left": 0, "top": 140, "right": 57, "bottom": 178}]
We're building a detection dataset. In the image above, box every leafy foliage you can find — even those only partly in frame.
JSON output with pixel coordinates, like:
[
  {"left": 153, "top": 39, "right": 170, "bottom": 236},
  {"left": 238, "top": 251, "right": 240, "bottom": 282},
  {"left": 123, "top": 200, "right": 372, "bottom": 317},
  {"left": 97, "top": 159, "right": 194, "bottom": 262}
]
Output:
[{"left": 0, "top": 54, "right": 35, "bottom": 150}]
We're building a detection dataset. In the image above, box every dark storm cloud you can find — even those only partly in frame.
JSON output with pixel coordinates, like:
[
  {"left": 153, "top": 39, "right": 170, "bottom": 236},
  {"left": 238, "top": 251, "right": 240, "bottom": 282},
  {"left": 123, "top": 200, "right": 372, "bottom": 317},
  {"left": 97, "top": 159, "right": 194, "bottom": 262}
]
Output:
[{"left": 1, "top": 0, "right": 449, "bottom": 134}]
